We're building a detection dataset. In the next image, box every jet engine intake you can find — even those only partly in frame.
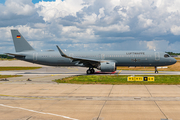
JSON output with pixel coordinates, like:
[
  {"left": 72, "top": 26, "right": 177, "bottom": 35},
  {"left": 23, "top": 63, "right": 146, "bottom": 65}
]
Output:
[{"left": 98, "top": 62, "right": 116, "bottom": 72}]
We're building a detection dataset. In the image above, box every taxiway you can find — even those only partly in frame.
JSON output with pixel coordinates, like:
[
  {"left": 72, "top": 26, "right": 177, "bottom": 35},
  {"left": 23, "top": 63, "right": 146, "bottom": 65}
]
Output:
[{"left": 0, "top": 60, "right": 180, "bottom": 120}]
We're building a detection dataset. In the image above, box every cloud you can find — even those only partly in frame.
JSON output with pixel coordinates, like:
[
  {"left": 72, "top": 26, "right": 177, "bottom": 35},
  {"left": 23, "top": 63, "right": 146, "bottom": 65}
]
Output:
[
  {"left": 5, "top": 0, "right": 35, "bottom": 16},
  {"left": 0, "top": 0, "right": 43, "bottom": 27},
  {"left": 98, "top": 7, "right": 105, "bottom": 19},
  {"left": 141, "top": 40, "right": 170, "bottom": 51},
  {"left": 1, "top": 0, "right": 35, "bottom": 16},
  {"left": 1, "top": 0, "right": 180, "bottom": 53},
  {"left": 35, "top": 0, "right": 86, "bottom": 22},
  {"left": 94, "top": 23, "right": 130, "bottom": 32},
  {"left": 138, "top": 14, "right": 153, "bottom": 28},
  {"left": 171, "top": 25, "right": 180, "bottom": 35}
]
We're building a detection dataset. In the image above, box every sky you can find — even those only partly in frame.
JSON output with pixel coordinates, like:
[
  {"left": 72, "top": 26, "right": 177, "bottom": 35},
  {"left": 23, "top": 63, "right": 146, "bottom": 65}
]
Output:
[
  {"left": 0, "top": 0, "right": 180, "bottom": 53},
  {"left": 0, "top": 0, "right": 56, "bottom": 4}
]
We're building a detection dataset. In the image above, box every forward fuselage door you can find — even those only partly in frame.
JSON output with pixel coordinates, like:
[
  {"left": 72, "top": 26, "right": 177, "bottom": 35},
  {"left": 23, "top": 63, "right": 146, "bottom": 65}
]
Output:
[{"left": 155, "top": 52, "right": 160, "bottom": 61}]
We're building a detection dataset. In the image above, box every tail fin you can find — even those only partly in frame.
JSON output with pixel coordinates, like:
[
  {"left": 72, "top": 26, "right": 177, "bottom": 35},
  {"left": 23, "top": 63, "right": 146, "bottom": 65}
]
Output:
[{"left": 11, "top": 29, "right": 35, "bottom": 52}]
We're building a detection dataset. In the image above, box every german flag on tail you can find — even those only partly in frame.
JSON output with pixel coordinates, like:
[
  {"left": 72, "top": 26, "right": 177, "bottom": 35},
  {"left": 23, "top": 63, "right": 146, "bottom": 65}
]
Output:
[{"left": 17, "top": 35, "right": 21, "bottom": 38}]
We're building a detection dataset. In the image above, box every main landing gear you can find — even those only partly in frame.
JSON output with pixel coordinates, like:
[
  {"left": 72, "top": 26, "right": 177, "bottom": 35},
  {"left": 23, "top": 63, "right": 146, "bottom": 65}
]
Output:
[
  {"left": 86, "top": 68, "right": 95, "bottom": 74},
  {"left": 155, "top": 66, "right": 158, "bottom": 74}
]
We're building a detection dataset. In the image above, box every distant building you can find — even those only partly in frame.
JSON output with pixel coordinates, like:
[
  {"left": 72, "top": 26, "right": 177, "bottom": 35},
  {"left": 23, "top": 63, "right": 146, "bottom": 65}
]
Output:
[{"left": 171, "top": 55, "right": 179, "bottom": 57}]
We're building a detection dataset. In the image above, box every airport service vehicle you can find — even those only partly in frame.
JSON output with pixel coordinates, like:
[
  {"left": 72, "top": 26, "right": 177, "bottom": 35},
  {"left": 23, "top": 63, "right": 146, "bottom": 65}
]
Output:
[{"left": 6, "top": 30, "right": 177, "bottom": 74}]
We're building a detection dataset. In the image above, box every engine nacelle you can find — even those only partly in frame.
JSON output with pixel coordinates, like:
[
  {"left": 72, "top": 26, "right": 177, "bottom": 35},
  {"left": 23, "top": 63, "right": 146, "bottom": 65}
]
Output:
[{"left": 98, "top": 62, "right": 116, "bottom": 72}]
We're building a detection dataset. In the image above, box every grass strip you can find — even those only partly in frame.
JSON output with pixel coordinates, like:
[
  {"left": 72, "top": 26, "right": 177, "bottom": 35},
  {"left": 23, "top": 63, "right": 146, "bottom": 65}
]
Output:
[
  {"left": 54, "top": 75, "right": 180, "bottom": 85},
  {"left": 0, "top": 67, "right": 41, "bottom": 71},
  {"left": 0, "top": 75, "right": 22, "bottom": 78}
]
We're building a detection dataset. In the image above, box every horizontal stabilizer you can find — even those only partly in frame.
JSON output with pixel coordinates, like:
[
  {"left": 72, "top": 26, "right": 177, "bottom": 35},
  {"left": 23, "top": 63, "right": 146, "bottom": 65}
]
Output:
[{"left": 5, "top": 53, "right": 25, "bottom": 57}]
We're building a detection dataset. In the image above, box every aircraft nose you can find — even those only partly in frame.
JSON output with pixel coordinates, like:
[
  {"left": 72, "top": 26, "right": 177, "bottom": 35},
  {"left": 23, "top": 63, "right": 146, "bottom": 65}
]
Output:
[{"left": 172, "top": 58, "right": 177, "bottom": 64}]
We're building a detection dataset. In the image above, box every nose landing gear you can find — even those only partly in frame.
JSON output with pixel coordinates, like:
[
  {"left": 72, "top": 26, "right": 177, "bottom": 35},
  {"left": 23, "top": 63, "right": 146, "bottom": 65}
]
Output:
[
  {"left": 155, "top": 66, "right": 158, "bottom": 73},
  {"left": 86, "top": 68, "right": 95, "bottom": 74}
]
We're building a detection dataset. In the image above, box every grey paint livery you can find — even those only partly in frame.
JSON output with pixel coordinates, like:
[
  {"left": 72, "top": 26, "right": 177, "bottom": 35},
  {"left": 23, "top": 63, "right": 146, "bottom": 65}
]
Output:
[
  {"left": 11, "top": 30, "right": 35, "bottom": 52},
  {"left": 6, "top": 30, "right": 177, "bottom": 74}
]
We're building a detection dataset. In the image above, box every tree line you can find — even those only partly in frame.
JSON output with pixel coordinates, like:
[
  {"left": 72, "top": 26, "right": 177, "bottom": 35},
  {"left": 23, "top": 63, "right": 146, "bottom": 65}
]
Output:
[{"left": 0, "top": 54, "right": 14, "bottom": 59}]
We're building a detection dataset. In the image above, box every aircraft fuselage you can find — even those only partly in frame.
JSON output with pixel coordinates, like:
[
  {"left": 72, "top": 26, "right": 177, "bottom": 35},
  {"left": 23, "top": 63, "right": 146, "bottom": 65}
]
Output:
[{"left": 15, "top": 51, "right": 176, "bottom": 67}]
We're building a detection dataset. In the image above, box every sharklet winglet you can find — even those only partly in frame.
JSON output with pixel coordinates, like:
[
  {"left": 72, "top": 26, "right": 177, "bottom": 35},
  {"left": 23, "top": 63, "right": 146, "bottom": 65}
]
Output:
[{"left": 56, "top": 45, "right": 69, "bottom": 58}]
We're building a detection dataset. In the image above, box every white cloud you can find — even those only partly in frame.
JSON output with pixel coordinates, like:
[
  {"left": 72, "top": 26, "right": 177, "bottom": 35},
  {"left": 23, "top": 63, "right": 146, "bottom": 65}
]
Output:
[
  {"left": 95, "top": 23, "right": 130, "bottom": 32},
  {"left": 98, "top": 7, "right": 105, "bottom": 19},
  {"left": 62, "top": 26, "right": 97, "bottom": 42},
  {"left": 35, "top": 0, "right": 86, "bottom": 22},
  {"left": 142, "top": 40, "right": 180, "bottom": 53},
  {"left": 0, "top": 26, "right": 13, "bottom": 41},
  {"left": 138, "top": 14, "right": 153, "bottom": 28},
  {"left": 0, "top": 25, "right": 55, "bottom": 50},
  {"left": 4, "top": 0, "right": 35, "bottom": 16},
  {"left": 140, "top": 40, "right": 170, "bottom": 51},
  {"left": 171, "top": 25, "right": 180, "bottom": 35},
  {"left": 82, "top": 13, "right": 97, "bottom": 25}
]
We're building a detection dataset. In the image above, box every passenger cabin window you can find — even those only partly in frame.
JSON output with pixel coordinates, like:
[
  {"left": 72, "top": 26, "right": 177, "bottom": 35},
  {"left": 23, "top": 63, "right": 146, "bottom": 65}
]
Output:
[{"left": 164, "top": 54, "right": 170, "bottom": 58}]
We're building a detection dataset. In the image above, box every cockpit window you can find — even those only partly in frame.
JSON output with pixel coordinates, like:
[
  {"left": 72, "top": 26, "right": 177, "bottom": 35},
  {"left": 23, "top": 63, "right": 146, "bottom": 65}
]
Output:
[{"left": 164, "top": 54, "right": 170, "bottom": 58}]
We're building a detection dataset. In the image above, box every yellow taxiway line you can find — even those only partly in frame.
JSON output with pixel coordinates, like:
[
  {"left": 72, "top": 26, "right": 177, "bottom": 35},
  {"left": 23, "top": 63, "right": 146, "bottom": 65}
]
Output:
[{"left": 118, "top": 70, "right": 122, "bottom": 75}]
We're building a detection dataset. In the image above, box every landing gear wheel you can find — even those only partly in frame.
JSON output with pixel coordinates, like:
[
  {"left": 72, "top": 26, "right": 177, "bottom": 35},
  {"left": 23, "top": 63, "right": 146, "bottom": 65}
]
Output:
[
  {"left": 86, "top": 69, "right": 91, "bottom": 74},
  {"left": 86, "top": 68, "right": 95, "bottom": 74},
  {"left": 90, "top": 69, "right": 95, "bottom": 74}
]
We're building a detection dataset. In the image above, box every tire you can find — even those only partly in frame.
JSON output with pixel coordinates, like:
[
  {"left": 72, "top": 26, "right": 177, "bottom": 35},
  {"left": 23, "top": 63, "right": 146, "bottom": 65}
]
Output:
[
  {"left": 86, "top": 69, "right": 91, "bottom": 74},
  {"left": 91, "top": 69, "right": 95, "bottom": 74}
]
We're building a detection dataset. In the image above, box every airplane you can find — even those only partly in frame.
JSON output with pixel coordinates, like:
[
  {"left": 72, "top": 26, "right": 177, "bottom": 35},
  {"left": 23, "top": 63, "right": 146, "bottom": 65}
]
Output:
[{"left": 6, "top": 29, "right": 177, "bottom": 74}]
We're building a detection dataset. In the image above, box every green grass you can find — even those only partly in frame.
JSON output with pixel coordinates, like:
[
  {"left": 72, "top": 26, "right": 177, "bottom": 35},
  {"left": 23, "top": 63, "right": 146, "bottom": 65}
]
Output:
[
  {"left": 0, "top": 75, "right": 22, "bottom": 78},
  {"left": 54, "top": 75, "right": 180, "bottom": 85},
  {"left": 0, "top": 58, "right": 16, "bottom": 61},
  {"left": 0, "top": 67, "right": 41, "bottom": 71}
]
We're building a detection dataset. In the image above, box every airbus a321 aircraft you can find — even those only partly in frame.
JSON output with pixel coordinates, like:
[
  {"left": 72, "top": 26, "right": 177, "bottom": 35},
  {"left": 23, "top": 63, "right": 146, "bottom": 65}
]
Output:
[{"left": 6, "top": 30, "right": 177, "bottom": 74}]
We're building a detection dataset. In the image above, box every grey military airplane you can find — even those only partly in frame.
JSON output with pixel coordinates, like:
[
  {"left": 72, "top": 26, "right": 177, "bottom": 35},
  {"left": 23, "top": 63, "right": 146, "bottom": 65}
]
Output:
[{"left": 6, "top": 29, "right": 177, "bottom": 74}]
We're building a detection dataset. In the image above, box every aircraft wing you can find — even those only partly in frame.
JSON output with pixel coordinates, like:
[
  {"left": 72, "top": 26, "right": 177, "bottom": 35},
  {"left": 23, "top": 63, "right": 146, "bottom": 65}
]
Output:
[{"left": 56, "top": 45, "right": 109, "bottom": 67}]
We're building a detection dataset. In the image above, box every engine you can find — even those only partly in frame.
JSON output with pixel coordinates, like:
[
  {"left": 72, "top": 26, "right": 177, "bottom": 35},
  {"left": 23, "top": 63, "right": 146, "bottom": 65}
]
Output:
[{"left": 98, "top": 62, "right": 116, "bottom": 72}]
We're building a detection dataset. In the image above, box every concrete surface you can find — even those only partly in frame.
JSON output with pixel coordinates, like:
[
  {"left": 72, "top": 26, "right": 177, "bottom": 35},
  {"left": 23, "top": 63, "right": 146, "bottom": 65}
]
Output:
[
  {"left": 0, "top": 82, "right": 180, "bottom": 120},
  {"left": 0, "top": 60, "right": 180, "bottom": 120},
  {"left": 0, "top": 60, "right": 44, "bottom": 67}
]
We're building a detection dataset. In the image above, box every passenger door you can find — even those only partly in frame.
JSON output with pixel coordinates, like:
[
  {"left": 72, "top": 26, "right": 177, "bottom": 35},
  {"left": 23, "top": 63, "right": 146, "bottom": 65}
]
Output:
[
  {"left": 33, "top": 53, "right": 38, "bottom": 61},
  {"left": 155, "top": 52, "right": 160, "bottom": 61}
]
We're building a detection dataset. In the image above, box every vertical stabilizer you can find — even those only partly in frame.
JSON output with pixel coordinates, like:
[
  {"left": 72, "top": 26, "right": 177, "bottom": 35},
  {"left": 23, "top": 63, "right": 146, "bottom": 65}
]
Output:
[{"left": 11, "top": 29, "right": 35, "bottom": 52}]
